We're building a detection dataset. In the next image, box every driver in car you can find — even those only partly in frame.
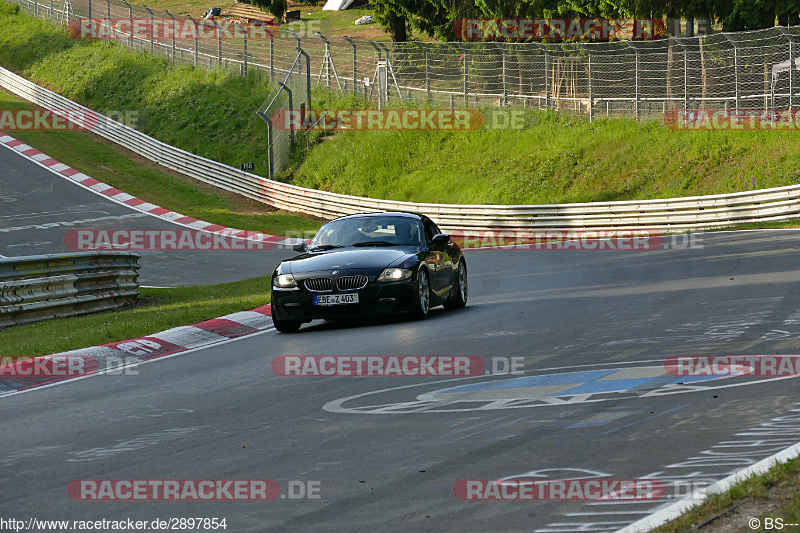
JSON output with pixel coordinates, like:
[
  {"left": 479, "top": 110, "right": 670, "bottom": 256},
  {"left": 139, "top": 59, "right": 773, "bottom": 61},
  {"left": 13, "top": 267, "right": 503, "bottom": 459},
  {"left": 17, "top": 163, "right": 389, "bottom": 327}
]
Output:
[{"left": 359, "top": 219, "right": 378, "bottom": 237}]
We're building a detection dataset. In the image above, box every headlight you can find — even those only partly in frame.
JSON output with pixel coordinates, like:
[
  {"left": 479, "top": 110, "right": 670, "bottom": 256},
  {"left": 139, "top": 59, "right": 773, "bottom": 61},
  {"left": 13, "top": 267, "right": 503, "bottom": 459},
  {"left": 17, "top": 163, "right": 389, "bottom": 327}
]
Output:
[
  {"left": 273, "top": 274, "right": 297, "bottom": 288},
  {"left": 376, "top": 268, "right": 412, "bottom": 282}
]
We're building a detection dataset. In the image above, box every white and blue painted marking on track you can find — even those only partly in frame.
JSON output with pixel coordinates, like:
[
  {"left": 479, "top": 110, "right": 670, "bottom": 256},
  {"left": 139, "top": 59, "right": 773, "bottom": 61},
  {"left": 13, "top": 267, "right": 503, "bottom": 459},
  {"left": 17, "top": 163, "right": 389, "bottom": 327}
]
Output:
[
  {"left": 427, "top": 367, "right": 727, "bottom": 402},
  {"left": 324, "top": 362, "right": 757, "bottom": 414}
]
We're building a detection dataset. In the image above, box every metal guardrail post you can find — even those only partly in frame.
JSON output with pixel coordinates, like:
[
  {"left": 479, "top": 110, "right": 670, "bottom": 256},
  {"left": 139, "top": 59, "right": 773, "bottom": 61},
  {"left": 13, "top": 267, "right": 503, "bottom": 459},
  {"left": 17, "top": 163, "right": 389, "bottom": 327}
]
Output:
[
  {"left": 217, "top": 17, "right": 222, "bottom": 66},
  {"left": 278, "top": 82, "right": 294, "bottom": 145},
  {"left": 269, "top": 31, "right": 274, "bottom": 78},
  {"left": 236, "top": 23, "right": 247, "bottom": 75},
  {"left": 455, "top": 43, "right": 469, "bottom": 104},
  {"left": 343, "top": 36, "right": 357, "bottom": 94},
  {"left": 187, "top": 14, "right": 198, "bottom": 66},
  {"left": 682, "top": 41, "right": 689, "bottom": 110},
  {"left": 375, "top": 60, "right": 387, "bottom": 109},
  {"left": 414, "top": 43, "right": 430, "bottom": 103},
  {"left": 493, "top": 42, "right": 508, "bottom": 106},
  {"left": 255, "top": 25, "right": 273, "bottom": 78},
  {"left": 531, "top": 42, "right": 550, "bottom": 110},
  {"left": 722, "top": 34, "right": 739, "bottom": 112},
  {"left": 368, "top": 40, "right": 382, "bottom": 102},
  {"left": 120, "top": 0, "right": 133, "bottom": 48},
  {"left": 791, "top": 34, "right": 795, "bottom": 110},
  {"left": 316, "top": 32, "right": 331, "bottom": 87},
  {"left": 142, "top": 4, "right": 154, "bottom": 53},
  {"left": 257, "top": 109, "right": 274, "bottom": 180},
  {"left": 286, "top": 29, "right": 311, "bottom": 109},
  {"left": 626, "top": 41, "right": 640, "bottom": 119},
  {"left": 579, "top": 43, "right": 593, "bottom": 121},
  {"left": 377, "top": 42, "right": 402, "bottom": 101},
  {"left": 165, "top": 10, "right": 176, "bottom": 63},
  {"left": 778, "top": 27, "right": 795, "bottom": 110}
]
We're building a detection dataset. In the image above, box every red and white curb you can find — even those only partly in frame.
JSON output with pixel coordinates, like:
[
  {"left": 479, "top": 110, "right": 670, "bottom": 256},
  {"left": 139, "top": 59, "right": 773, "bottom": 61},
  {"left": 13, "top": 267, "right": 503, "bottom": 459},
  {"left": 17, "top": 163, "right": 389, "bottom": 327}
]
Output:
[
  {"left": 0, "top": 305, "right": 274, "bottom": 396},
  {"left": 0, "top": 130, "right": 304, "bottom": 248}
]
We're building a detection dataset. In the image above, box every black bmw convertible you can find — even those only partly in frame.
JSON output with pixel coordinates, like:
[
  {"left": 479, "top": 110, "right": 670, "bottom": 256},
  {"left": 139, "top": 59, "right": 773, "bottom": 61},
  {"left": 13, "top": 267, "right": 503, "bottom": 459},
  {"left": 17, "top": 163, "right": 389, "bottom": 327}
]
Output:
[{"left": 270, "top": 212, "right": 468, "bottom": 333}]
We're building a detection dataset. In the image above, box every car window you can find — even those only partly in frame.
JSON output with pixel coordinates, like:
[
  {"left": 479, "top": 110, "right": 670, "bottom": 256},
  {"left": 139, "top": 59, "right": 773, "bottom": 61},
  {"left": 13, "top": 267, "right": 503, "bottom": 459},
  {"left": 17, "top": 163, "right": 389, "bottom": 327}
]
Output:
[
  {"left": 424, "top": 221, "right": 437, "bottom": 243},
  {"left": 311, "top": 217, "right": 423, "bottom": 247}
]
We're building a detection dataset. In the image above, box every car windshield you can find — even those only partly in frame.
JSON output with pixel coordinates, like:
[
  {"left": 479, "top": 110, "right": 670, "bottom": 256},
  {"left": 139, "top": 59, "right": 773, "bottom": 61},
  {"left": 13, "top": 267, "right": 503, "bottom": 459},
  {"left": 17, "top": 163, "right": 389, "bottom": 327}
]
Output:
[{"left": 310, "top": 216, "right": 423, "bottom": 249}]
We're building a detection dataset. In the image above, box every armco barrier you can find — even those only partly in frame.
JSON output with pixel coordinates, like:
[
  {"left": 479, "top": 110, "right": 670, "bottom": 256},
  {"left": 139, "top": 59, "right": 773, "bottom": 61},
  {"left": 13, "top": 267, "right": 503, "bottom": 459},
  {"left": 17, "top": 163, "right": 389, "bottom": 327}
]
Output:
[
  {"left": 2, "top": 65, "right": 800, "bottom": 232},
  {"left": 0, "top": 252, "right": 140, "bottom": 328}
]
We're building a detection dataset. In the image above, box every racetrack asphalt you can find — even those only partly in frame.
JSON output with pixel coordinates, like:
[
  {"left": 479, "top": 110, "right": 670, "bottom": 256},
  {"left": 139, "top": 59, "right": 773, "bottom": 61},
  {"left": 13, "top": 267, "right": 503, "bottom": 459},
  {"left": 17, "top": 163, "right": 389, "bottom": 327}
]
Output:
[{"left": 4, "top": 217, "right": 800, "bottom": 531}]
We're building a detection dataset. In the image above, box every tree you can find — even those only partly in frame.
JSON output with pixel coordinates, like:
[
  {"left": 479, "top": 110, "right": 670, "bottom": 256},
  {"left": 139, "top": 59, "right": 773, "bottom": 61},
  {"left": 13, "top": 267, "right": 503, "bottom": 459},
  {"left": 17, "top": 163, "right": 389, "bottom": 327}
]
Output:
[
  {"left": 373, "top": 2, "right": 409, "bottom": 41},
  {"left": 372, "top": 0, "right": 800, "bottom": 41},
  {"left": 372, "top": 0, "right": 457, "bottom": 41},
  {"left": 250, "top": 0, "right": 286, "bottom": 20}
]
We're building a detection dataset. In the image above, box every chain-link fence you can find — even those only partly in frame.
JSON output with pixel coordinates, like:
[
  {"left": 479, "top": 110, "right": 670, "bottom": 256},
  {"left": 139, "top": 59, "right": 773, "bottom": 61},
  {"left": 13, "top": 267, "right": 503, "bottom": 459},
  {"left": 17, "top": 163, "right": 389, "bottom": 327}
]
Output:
[
  {"left": 12, "top": 0, "right": 800, "bottom": 175},
  {"left": 257, "top": 41, "right": 310, "bottom": 179}
]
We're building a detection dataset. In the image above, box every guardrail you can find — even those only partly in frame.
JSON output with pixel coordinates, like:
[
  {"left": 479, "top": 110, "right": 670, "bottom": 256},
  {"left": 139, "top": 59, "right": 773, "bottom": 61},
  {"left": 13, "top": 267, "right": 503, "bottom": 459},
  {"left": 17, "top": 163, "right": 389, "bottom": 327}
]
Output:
[
  {"left": 2, "top": 65, "right": 800, "bottom": 233},
  {"left": 0, "top": 252, "right": 140, "bottom": 328}
]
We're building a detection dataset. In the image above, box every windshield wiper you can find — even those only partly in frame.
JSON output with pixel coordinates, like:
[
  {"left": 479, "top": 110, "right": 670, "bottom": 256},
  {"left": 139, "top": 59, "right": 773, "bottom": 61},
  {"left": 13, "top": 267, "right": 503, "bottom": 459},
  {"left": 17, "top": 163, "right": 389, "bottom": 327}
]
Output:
[
  {"left": 352, "top": 241, "right": 395, "bottom": 247},
  {"left": 309, "top": 244, "right": 344, "bottom": 251}
]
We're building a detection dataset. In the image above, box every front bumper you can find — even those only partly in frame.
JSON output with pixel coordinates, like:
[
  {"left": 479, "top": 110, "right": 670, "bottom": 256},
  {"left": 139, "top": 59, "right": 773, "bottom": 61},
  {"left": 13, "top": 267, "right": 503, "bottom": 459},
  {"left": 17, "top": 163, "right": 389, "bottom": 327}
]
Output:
[{"left": 271, "top": 278, "right": 417, "bottom": 321}]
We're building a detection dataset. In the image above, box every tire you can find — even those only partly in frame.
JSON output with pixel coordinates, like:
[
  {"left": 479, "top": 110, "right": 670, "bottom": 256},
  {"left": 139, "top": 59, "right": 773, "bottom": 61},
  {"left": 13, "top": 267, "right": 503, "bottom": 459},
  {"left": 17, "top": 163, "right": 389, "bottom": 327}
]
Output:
[
  {"left": 411, "top": 268, "right": 431, "bottom": 319},
  {"left": 444, "top": 259, "right": 468, "bottom": 309},
  {"left": 271, "top": 304, "right": 302, "bottom": 333}
]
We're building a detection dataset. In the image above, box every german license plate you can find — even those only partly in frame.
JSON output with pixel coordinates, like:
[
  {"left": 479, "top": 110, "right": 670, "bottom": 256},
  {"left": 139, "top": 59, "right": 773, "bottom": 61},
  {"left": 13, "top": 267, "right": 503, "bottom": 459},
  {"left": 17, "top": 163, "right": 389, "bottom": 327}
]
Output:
[{"left": 313, "top": 293, "right": 359, "bottom": 306}]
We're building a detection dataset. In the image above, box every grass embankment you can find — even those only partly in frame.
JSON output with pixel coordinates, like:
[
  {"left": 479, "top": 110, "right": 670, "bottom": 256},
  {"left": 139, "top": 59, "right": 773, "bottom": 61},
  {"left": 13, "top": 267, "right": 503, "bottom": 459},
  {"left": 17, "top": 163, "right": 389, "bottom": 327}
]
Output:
[
  {"left": 654, "top": 455, "right": 800, "bottom": 531},
  {"left": 0, "top": 277, "right": 271, "bottom": 357},
  {"left": 292, "top": 112, "right": 800, "bottom": 205}
]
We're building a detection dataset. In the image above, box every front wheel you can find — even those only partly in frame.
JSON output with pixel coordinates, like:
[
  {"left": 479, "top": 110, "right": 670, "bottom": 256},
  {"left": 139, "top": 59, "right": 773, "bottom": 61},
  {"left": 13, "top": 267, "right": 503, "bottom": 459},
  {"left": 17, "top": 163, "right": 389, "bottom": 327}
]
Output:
[
  {"left": 444, "top": 259, "right": 468, "bottom": 309},
  {"left": 411, "top": 268, "right": 431, "bottom": 319},
  {"left": 271, "top": 303, "right": 302, "bottom": 333}
]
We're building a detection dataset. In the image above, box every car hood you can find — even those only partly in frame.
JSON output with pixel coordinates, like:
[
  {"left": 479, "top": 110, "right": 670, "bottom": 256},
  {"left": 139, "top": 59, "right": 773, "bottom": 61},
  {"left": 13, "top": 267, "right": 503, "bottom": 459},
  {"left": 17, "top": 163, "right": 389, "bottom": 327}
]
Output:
[{"left": 284, "top": 248, "right": 415, "bottom": 275}]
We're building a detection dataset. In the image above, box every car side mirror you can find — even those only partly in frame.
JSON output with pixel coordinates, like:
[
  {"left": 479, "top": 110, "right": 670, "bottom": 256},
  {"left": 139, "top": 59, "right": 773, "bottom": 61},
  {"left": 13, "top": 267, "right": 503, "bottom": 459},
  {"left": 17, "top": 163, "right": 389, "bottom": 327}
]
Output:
[
  {"left": 293, "top": 242, "right": 308, "bottom": 253},
  {"left": 430, "top": 234, "right": 450, "bottom": 247}
]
